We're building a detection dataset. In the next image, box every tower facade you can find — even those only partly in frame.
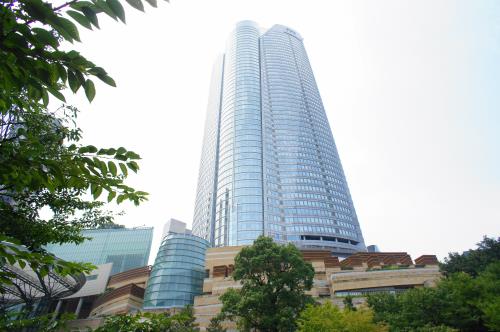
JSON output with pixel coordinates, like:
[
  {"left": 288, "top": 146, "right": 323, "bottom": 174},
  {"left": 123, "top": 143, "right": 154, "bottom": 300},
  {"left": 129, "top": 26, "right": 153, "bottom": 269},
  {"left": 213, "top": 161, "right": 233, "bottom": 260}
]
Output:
[{"left": 193, "top": 21, "right": 365, "bottom": 256}]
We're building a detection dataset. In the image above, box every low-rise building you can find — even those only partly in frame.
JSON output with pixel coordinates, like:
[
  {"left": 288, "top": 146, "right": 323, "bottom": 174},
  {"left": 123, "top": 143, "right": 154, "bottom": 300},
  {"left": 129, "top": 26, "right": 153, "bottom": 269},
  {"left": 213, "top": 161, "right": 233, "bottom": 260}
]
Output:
[
  {"left": 194, "top": 247, "right": 441, "bottom": 331},
  {"left": 57, "top": 265, "right": 151, "bottom": 331}
]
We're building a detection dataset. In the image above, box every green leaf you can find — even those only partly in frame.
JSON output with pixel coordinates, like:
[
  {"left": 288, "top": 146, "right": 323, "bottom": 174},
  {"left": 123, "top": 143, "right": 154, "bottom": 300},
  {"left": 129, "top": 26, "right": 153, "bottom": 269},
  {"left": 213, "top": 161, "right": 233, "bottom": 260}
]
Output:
[
  {"left": 68, "top": 70, "right": 80, "bottom": 92},
  {"left": 144, "top": 0, "right": 157, "bottom": 7},
  {"left": 127, "top": 161, "right": 139, "bottom": 173},
  {"left": 125, "top": 151, "right": 141, "bottom": 159},
  {"left": 86, "top": 145, "right": 98, "bottom": 153},
  {"left": 107, "top": 191, "right": 117, "bottom": 202},
  {"left": 119, "top": 163, "right": 128, "bottom": 176},
  {"left": 41, "top": 89, "right": 49, "bottom": 106},
  {"left": 98, "top": 160, "right": 107, "bottom": 175},
  {"left": 56, "top": 63, "right": 67, "bottom": 83},
  {"left": 81, "top": 6, "right": 100, "bottom": 28},
  {"left": 32, "top": 27, "right": 59, "bottom": 48},
  {"left": 108, "top": 161, "right": 117, "bottom": 176},
  {"left": 92, "top": 185, "right": 103, "bottom": 199},
  {"left": 84, "top": 79, "right": 96, "bottom": 102},
  {"left": 96, "top": 74, "right": 116, "bottom": 87},
  {"left": 125, "top": 0, "right": 144, "bottom": 12},
  {"left": 67, "top": 10, "right": 93, "bottom": 30},
  {"left": 46, "top": 86, "right": 66, "bottom": 102},
  {"left": 106, "top": 0, "right": 126, "bottom": 23},
  {"left": 94, "top": 0, "right": 117, "bottom": 20},
  {"left": 116, "top": 194, "right": 126, "bottom": 204},
  {"left": 70, "top": 1, "right": 95, "bottom": 9},
  {"left": 116, "top": 147, "right": 127, "bottom": 155},
  {"left": 53, "top": 16, "right": 81, "bottom": 42}
]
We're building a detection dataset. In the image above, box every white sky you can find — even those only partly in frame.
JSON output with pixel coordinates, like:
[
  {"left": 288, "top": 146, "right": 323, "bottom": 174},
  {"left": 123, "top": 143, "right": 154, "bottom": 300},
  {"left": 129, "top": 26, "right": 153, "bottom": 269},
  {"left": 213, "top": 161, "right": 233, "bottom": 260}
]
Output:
[{"left": 67, "top": 0, "right": 500, "bottom": 263}]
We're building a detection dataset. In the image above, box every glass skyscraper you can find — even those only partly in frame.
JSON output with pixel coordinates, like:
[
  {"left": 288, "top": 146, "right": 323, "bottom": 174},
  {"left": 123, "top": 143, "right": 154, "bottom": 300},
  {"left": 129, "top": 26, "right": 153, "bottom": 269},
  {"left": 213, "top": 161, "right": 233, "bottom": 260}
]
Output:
[
  {"left": 193, "top": 21, "right": 366, "bottom": 256},
  {"left": 45, "top": 227, "right": 153, "bottom": 275}
]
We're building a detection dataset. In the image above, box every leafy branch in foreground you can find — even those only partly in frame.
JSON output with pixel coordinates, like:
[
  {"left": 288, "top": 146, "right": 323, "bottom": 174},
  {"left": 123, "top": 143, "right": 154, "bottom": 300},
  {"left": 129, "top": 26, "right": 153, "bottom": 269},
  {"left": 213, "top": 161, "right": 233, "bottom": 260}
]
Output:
[{"left": 1, "top": 0, "right": 167, "bottom": 298}]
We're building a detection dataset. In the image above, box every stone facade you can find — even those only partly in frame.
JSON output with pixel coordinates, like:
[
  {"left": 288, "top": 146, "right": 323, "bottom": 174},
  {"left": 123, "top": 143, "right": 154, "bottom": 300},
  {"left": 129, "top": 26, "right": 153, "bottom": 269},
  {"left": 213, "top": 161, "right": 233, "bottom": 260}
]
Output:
[{"left": 194, "top": 247, "right": 441, "bottom": 331}]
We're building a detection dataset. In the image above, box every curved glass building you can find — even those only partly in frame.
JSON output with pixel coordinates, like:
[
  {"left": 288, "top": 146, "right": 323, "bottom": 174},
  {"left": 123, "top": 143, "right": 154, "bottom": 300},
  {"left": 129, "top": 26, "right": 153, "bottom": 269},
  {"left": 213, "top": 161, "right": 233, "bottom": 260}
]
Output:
[
  {"left": 193, "top": 21, "right": 366, "bottom": 256},
  {"left": 143, "top": 233, "right": 209, "bottom": 309}
]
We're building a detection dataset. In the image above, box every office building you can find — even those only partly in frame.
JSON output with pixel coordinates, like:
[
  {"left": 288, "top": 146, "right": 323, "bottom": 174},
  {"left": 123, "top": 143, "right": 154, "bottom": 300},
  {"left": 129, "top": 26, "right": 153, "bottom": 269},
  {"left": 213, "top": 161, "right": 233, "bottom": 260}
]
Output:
[
  {"left": 193, "top": 21, "right": 365, "bottom": 255},
  {"left": 45, "top": 227, "right": 153, "bottom": 275},
  {"left": 143, "top": 220, "right": 210, "bottom": 310}
]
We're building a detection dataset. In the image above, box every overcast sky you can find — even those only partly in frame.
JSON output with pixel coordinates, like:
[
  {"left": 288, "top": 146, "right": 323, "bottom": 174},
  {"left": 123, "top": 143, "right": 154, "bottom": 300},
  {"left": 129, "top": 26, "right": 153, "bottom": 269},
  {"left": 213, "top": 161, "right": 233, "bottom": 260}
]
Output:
[{"left": 67, "top": 0, "right": 500, "bottom": 262}]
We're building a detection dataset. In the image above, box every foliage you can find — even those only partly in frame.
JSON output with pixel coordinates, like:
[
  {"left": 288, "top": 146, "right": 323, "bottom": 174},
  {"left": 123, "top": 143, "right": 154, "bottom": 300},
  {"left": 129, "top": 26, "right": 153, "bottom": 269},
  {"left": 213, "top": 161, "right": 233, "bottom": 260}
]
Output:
[
  {"left": 0, "top": 0, "right": 167, "bottom": 291},
  {"left": 297, "top": 301, "right": 388, "bottom": 332},
  {"left": 440, "top": 236, "right": 500, "bottom": 277},
  {"left": 0, "top": 311, "right": 75, "bottom": 332},
  {"left": 368, "top": 262, "right": 500, "bottom": 332},
  {"left": 206, "top": 314, "right": 227, "bottom": 332},
  {"left": 343, "top": 295, "right": 356, "bottom": 311},
  {"left": 94, "top": 307, "right": 199, "bottom": 332},
  {"left": 219, "top": 236, "right": 315, "bottom": 332}
]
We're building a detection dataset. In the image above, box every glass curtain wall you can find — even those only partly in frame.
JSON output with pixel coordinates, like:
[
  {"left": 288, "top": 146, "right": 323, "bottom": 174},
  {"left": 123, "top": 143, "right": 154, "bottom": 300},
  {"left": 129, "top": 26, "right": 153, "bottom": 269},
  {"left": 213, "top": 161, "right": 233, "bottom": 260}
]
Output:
[
  {"left": 143, "top": 233, "right": 209, "bottom": 309},
  {"left": 215, "top": 21, "right": 263, "bottom": 246},
  {"left": 192, "top": 21, "right": 366, "bottom": 255}
]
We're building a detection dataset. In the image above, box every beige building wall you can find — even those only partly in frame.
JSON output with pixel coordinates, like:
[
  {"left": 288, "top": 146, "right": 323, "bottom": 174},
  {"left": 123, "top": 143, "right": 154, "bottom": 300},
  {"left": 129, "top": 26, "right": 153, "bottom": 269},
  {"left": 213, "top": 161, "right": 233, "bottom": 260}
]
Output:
[{"left": 194, "top": 246, "right": 441, "bottom": 331}]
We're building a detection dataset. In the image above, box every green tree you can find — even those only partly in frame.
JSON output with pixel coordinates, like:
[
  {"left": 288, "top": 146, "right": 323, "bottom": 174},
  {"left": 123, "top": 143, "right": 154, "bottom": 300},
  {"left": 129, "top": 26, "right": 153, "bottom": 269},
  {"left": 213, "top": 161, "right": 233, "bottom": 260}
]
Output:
[
  {"left": 441, "top": 236, "right": 500, "bottom": 277},
  {"left": 1, "top": 0, "right": 167, "bottom": 287},
  {"left": 297, "top": 301, "right": 387, "bottom": 332},
  {"left": 368, "top": 266, "right": 500, "bottom": 332},
  {"left": 219, "top": 236, "right": 315, "bottom": 332},
  {"left": 206, "top": 315, "right": 227, "bottom": 332},
  {"left": 368, "top": 237, "right": 500, "bottom": 332},
  {"left": 343, "top": 295, "right": 357, "bottom": 311},
  {"left": 94, "top": 307, "right": 199, "bottom": 332}
]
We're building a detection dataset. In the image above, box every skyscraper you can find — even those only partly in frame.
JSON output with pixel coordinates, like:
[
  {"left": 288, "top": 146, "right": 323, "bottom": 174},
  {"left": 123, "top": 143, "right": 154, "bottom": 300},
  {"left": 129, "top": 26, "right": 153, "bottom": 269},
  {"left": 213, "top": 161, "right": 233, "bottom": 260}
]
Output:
[{"left": 193, "top": 21, "right": 366, "bottom": 256}]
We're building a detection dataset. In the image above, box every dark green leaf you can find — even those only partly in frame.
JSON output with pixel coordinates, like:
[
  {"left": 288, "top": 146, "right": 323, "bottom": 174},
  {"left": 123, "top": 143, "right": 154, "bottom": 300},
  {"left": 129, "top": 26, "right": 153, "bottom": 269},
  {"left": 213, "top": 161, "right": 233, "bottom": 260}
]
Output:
[
  {"left": 116, "top": 194, "right": 126, "bottom": 204},
  {"left": 67, "top": 10, "right": 93, "bottom": 30},
  {"left": 41, "top": 89, "right": 49, "bottom": 106},
  {"left": 94, "top": 0, "right": 117, "bottom": 20},
  {"left": 96, "top": 74, "right": 116, "bottom": 87},
  {"left": 68, "top": 70, "right": 80, "bottom": 92},
  {"left": 86, "top": 145, "right": 98, "bottom": 153},
  {"left": 82, "top": 6, "right": 100, "bottom": 28},
  {"left": 119, "top": 163, "right": 128, "bottom": 176},
  {"left": 144, "top": 0, "right": 157, "bottom": 7},
  {"left": 108, "top": 161, "right": 117, "bottom": 176},
  {"left": 92, "top": 185, "right": 103, "bottom": 199},
  {"left": 125, "top": 0, "right": 144, "bottom": 12},
  {"left": 127, "top": 161, "right": 139, "bottom": 173},
  {"left": 53, "top": 16, "right": 81, "bottom": 42},
  {"left": 107, "top": 191, "right": 117, "bottom": 202},
  {"left": 106, "top": 0, "right": 126, "bottom": 23},
  {"left": 46, "top": 86, "right": 66, "bottom": 102},
  {"left": 56, "top": 63, "right": 67, "bottom": 83},
  {"left": 84, "top": 79, "right": 96, "bottom": 102},
  {"left": 32, "top": 27, "right": 59, "bottom": 48}
]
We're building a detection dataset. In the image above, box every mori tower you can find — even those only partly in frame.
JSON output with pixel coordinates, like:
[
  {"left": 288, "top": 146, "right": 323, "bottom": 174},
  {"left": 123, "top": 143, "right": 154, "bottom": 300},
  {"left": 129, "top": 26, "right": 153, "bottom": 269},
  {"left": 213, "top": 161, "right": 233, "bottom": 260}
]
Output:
[{"left": 193, "top": 21, "right": 366, "bottom": 256}]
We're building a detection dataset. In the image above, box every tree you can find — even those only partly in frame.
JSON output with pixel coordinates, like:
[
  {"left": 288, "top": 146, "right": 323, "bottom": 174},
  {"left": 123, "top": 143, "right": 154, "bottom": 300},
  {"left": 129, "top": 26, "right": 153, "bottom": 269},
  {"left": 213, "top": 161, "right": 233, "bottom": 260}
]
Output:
[
  {"left": 441, "top": 236, "right": 500, "bottom": 277},
  {"left": 206, "top": 315, "right": 227, "bottom": 332},
  {"left": 219, "top": 236, "right": 315, "bottom": 332},
  {"left": 1, "top": 0, "right": 167, "bottom": 289},
  {"left": 94, "top": 307, "right": 199, "bottom": 332},
  {"left": 367, "top": 236, "right": 500, "bottom": 332},
  {"left": 343, "top": 295, "right": 357, "bottom": 311},
  {"left": 368, "top": 265, "right": 500, "bottom": 332},
  {"left": 296, "top": 301, "right": 387, "bottom": 332}
]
